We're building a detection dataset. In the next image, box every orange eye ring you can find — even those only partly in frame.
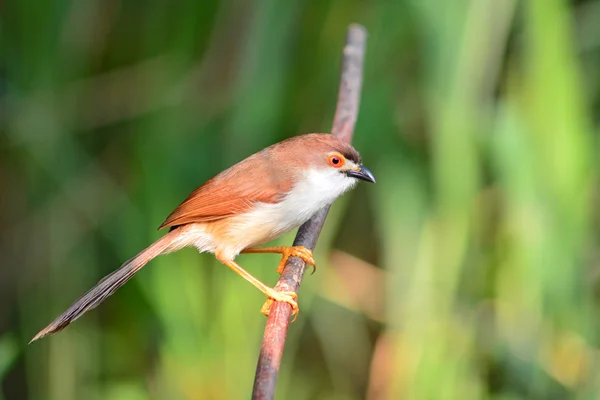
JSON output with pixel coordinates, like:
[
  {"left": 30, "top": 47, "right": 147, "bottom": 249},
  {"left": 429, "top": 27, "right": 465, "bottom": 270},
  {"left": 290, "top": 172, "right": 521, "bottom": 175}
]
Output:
[{"left": 327, "top": 153, "right": 345, "bottom": 168}]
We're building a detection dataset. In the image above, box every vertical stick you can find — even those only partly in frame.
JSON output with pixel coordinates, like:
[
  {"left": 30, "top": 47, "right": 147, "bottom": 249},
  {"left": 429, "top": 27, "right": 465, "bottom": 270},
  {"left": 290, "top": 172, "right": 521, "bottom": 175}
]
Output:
[{"left": 251, "top": 24, "right": 367, "bottom": 400}]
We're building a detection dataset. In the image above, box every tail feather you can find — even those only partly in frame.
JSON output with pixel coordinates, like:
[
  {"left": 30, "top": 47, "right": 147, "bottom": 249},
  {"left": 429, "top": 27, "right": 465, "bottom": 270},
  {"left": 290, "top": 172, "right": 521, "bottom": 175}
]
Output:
[{"left": 30, "top": 228, "right": 191, "bottom": 343}]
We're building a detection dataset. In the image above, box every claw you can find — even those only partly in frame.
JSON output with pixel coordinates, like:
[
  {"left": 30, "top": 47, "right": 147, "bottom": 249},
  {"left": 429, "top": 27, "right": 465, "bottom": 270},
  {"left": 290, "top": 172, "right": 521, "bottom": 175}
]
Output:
[
  {"left": 261, "top": 290, "right": 299, "bottom": 321},
  {"left": 276, "top": 246, "right": 316, "bottom": 275}
]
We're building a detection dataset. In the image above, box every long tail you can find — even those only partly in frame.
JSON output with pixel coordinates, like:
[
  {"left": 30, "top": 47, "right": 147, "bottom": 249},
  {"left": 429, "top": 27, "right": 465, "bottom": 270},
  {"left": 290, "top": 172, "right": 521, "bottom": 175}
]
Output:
[{"left": 30, "top": 227, "right": 192, "bottom": 343}]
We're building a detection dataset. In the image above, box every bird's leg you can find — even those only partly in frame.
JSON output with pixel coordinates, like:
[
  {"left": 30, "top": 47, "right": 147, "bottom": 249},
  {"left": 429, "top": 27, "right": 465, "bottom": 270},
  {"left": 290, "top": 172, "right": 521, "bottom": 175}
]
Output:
[
  {"left": 217, "top": 257, "right": 299, "bottom": 317},
  {"left": 241, "top": 246, "right": 316, "bottom": 274}
]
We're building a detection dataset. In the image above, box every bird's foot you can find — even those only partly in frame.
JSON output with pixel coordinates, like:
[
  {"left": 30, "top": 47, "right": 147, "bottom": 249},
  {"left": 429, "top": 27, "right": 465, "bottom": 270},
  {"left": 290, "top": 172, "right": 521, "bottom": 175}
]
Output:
[
  {"left": 260, "top": 289, "right": 299, "bottom": 321},
  {"left": 276, "top": 246, "right": 316, "bottom": 274}
]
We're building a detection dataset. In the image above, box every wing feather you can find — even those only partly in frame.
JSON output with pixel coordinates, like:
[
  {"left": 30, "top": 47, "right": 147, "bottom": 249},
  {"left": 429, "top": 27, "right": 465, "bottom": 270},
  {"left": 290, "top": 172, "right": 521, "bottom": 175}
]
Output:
[{"left": 158, "top": 151, "right": 294, "bottom": 229}]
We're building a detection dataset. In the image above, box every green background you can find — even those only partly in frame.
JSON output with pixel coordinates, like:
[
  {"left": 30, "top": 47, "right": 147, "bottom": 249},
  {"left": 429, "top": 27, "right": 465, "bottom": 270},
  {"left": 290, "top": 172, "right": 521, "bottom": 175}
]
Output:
[{"left": 2, "top": 0, "right": 600, "bottom": 399}]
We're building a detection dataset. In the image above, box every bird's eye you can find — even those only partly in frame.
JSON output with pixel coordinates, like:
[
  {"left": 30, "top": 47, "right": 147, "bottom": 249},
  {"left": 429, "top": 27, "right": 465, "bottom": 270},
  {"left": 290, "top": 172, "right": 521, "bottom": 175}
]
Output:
[{"left": 327, "top": 154, "right": 345, "bottom": 168}]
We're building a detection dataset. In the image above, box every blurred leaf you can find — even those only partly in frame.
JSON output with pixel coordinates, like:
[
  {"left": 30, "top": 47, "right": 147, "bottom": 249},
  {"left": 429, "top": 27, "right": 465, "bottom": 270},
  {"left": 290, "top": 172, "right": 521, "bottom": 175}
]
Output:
[{"left": 0, "top": 334, "right": 18, "bottom": 380}]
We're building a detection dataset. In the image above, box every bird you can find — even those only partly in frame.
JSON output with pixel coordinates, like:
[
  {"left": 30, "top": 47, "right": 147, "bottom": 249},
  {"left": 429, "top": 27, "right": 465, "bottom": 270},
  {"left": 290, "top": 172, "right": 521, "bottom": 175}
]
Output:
[{"left": 31, "top": 133, "right": 375, "bottom": 342}]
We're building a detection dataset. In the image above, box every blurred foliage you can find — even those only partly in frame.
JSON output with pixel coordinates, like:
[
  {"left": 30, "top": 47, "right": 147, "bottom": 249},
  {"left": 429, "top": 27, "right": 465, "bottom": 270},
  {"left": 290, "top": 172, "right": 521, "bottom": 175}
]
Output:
[{"left": 2, "top": 0, "right": 600, "bottom": 399}]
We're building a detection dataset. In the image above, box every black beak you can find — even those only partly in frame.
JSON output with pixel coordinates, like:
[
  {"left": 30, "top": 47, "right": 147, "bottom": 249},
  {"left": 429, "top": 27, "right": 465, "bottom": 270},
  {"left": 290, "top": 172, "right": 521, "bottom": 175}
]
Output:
[{"left": 346, "top": 165, "right": 376, "bottom": 183}]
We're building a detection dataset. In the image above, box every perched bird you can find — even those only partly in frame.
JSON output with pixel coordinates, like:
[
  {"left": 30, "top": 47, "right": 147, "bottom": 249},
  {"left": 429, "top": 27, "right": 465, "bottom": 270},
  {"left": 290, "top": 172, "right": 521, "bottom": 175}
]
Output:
[{"left": 31, "top": 133, "right": 375, "bottom": 342}]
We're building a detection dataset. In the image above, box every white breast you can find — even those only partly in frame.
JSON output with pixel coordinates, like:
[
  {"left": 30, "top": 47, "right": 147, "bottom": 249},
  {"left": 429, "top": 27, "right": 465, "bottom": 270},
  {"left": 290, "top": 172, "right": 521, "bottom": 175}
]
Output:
[
  {"left": 214, "top": 167, "right": 357, "bottom": 259},
  {"left": 277, "top": 167, "right": 358, "bottom": 227}
]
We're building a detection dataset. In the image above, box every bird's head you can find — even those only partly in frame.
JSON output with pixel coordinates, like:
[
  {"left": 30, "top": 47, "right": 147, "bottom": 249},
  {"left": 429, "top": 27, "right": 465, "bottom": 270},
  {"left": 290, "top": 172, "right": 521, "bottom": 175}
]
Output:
[
  {"left": 265, "top": 134, "right": 375, "bottom": 207},
  {"left": 285, "top": 133, "right": 375, "bottom": 182}
]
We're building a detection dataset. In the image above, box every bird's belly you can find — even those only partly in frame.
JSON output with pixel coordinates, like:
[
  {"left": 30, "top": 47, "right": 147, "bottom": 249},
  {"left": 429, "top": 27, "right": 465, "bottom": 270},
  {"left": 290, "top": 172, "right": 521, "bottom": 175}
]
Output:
[{"left": 214, "top": 200, "right": 322, "bottom": 260}]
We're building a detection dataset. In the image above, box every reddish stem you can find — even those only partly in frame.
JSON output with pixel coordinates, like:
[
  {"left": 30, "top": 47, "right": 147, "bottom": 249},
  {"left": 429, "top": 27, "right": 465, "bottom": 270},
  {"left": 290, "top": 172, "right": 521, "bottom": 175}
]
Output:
[{"left": 251, "top": 24, "right": 367, "bottom": 400}]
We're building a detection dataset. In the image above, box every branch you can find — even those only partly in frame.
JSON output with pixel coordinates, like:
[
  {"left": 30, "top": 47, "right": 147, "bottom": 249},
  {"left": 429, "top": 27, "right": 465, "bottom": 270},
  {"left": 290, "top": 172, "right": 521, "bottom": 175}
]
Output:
[{"left": 251, "top": 24, "right": 367, "bottom": 400}]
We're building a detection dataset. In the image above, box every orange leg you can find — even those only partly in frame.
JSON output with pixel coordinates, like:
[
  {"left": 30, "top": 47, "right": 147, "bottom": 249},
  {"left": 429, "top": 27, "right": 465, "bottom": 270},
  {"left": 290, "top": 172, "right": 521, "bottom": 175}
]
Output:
[
  {"left": 217, "top": 257, "right": 299, "bottom": 317},
  {"left": 241, "top": 246, "right": 316, "bottom": 274}
]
